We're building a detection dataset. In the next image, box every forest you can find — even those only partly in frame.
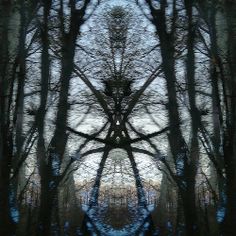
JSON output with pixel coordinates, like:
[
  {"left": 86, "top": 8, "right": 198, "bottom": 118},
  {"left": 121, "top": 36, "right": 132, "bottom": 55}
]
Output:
[{"left": 0, "top": 0, "right": 236, "bottom": 235}]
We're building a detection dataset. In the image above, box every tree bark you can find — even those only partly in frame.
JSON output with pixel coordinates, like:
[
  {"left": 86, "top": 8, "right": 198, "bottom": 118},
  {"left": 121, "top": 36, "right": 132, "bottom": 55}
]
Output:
[
  {"left": 0, "top": 1, "right": 21, "bottom": 234},
  {"left": 145, "top": 1, "right": 200, "bottom": 235},
  {"left": 222, "top": 1, "right": 236, "bottom": 235}
]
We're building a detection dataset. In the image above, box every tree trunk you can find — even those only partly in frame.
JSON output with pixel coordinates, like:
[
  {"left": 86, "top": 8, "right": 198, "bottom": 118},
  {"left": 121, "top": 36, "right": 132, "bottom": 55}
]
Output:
[
  {"left": 36, "top": 1, "right": 52, "bottom": 235},
  {"left": 146, "top": 1, "right": 200, "bottom": 235},
  {"left": 223, "top": 2, "right": 236, "bottom": 235},
  {"left": 214, "top": 1, "right": 236, "bottom": 235},
  {"left": 0, "top": 1, "right": 21, "bottom": 234}
]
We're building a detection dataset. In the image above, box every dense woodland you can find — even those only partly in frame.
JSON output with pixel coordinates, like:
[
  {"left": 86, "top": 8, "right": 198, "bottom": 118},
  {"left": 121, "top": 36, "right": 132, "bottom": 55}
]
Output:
[{"left": 0, "top": 0, "right": 236, "bottom": 235}]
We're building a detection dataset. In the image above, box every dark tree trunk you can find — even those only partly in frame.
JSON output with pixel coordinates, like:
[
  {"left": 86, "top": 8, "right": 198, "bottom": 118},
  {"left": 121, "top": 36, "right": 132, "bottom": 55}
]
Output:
[
  {"left": 81, "top": 126, "right": 113, "bottom": 234},
  {"left": 36, "top": 1, "right": 52, "bottom": 235},
  {"left": 0, "top": 1, "right": 20, "bottom": 234},
  {"left": 183, "top": 1, "right": 200, "bottom": 235},
  {"left": 37, "top": 1, "right": 90, "bottom": 235},
  {"left": 126, "top": 146, "right": 155, "bottom": 235},
  {"left": 145, "top": 1, "right": 200, "bottom": 235},
  {"left": 126, "top": 147, "right": 147, "bottom": 207},
  {"left": 221, "top": 1, "right": 236, "bottom": 235}
]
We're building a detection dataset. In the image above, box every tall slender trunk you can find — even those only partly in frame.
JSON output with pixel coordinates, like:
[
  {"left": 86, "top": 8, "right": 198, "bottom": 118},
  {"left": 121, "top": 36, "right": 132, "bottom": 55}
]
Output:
[
  {"left": 88, "top": 147, "right": 111, "bottom": 208},
  {"left": 0, "top": 1, "right": 21, "bottom": 234},
  {"left": 126, "top": 147, "right": 147, "bottom": 207},
  {"left": 183, "top": 1, "right": 200, "bottom": 235},
  {"left": 126, "top": 145, "right": 155, "bottom": 235},
  {"left": 146, "top": 1, "right": 199, "bottom": 235},
  {"left": 222, "top": 1, "right": 236, "bottom": 235},
  {"left": 81, "top": 126, "right": 113, "bottom": 234},
  {"left": 36, "top": 0, "right": 52, "bottom": 235},
  {"left": 37, "top": 1, "right": 90, "bottom": 234},
  {"left": 208, "top": 5, "right": 225, "bottom": 235}
]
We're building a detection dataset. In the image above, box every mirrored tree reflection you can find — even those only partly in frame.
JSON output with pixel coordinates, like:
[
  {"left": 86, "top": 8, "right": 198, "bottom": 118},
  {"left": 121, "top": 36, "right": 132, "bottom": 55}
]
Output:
[
  {"left": 1, "top": 0, "right": 236, "bottom": 235},
  {"left": 66, "top": 6, "right": 163, "bottom": 235}
]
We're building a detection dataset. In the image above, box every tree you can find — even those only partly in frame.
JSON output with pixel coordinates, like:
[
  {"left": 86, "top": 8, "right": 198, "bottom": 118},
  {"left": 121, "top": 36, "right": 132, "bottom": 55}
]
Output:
[
  {"left": 36, "top": 1, "right": 92, "bottom": 235},
  {"left": 1, "top": 0, "right": 236, "bottom": 235},
  {"left": 0, "top": 1, "right": 24, "bottom": 234}
]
